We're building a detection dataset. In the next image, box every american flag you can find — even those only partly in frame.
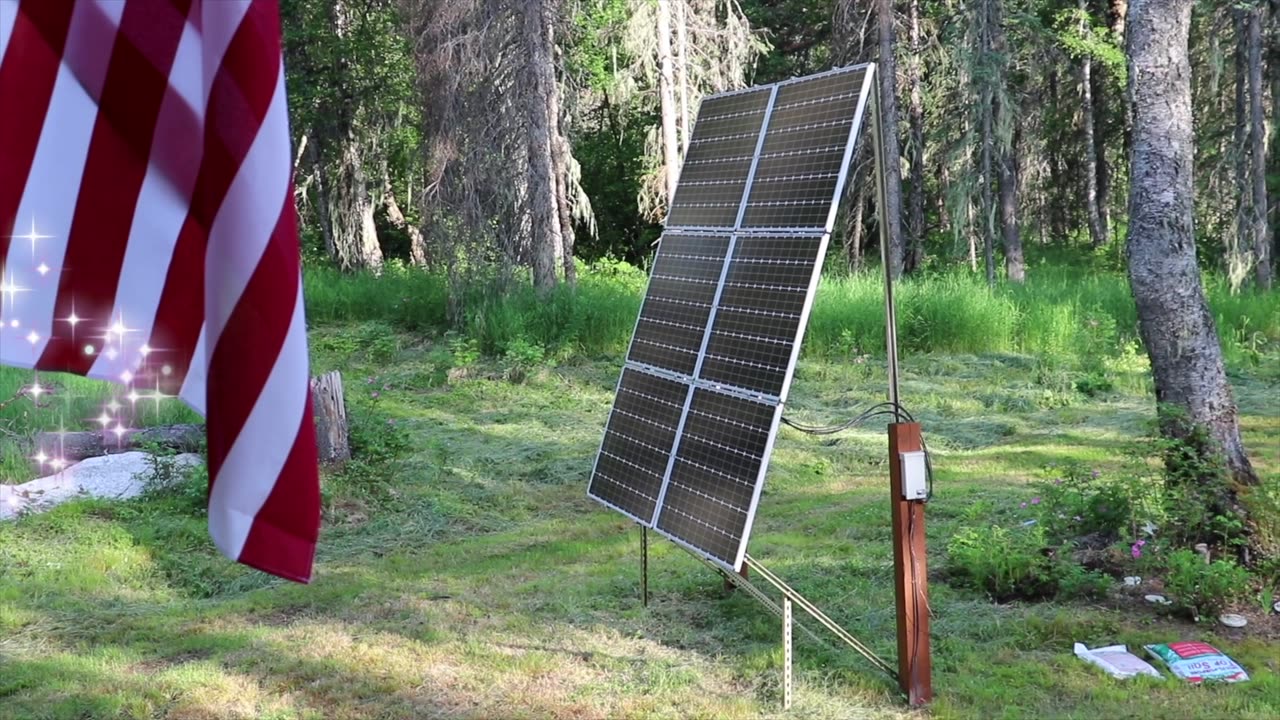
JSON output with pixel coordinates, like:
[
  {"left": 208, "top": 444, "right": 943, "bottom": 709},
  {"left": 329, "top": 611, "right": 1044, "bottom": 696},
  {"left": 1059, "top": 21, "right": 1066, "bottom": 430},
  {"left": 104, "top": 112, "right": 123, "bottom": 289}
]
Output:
[{"left": 0, "top": 1, "right": 320, "bottom": 582}]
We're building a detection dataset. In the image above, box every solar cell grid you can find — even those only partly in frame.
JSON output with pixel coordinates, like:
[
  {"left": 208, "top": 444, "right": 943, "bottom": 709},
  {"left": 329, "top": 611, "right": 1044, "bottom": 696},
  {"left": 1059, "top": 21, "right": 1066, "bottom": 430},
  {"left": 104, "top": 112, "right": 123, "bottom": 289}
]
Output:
[
  {"left": 656, "top": 389, "right": 778, "bottom": 566},
  {"left": 666, "top": 87, "right": 772, "bottom": 229},
  {"left": 588, "top": 368, "right": 690, "bottom": 523},
  {"left": 698, "top": 236, "right": 825, "bottom": 398},
  {"left": 742, "top": 67, "right": 870, "bottom": 230},
  {"left": 626, "top": 233, "right": 730, "bottom": 376}
]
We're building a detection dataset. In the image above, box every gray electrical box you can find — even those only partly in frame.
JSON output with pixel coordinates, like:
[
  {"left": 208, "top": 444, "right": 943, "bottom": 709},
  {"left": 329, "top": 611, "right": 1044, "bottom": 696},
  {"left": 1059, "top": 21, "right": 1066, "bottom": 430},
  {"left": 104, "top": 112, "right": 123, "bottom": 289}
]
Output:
[{"left": 900, "top": 451, "right": 928, "bottom": 501}]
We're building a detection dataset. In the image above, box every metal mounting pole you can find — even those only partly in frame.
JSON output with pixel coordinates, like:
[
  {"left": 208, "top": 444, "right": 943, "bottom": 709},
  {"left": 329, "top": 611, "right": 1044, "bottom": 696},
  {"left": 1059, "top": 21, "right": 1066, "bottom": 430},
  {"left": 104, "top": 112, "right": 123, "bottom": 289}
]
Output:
[
  {"left": 641, "top": 527, "right": 649, "bottom": 607},
  {"left": 783, "top": 597, "right": 793, "bottom": 710},
  {"left": 867, "top": 70, "right": 902, "bottom": 408}
]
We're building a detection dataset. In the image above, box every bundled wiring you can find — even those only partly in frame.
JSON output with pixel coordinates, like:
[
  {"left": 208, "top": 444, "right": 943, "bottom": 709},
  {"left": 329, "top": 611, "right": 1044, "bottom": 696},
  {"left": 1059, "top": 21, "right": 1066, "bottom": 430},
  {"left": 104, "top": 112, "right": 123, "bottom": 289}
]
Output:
[{"left": 781, "top": 400, "right": 933, "bottom": 501}]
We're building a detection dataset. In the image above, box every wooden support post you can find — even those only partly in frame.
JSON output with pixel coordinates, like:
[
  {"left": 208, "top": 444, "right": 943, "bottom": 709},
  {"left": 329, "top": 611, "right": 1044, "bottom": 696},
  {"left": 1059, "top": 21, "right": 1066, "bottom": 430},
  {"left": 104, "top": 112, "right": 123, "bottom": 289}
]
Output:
[{"left": 889, "top": 422, "right": 931, "bottom": 706}]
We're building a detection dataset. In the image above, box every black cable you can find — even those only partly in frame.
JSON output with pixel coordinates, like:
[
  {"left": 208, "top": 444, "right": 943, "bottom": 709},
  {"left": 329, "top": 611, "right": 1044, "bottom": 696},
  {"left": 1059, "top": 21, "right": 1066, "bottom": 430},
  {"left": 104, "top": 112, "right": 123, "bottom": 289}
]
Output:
[{"left": 782, "top": 399, "right": 933, "bottom": 502}]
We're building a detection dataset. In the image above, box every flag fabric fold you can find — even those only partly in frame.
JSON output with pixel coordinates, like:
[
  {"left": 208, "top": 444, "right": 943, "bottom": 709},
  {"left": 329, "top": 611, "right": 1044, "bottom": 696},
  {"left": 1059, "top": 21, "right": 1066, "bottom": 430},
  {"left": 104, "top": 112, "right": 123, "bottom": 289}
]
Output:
[{"left": 0, "top": 0, "right": 320, "bottom": 582}]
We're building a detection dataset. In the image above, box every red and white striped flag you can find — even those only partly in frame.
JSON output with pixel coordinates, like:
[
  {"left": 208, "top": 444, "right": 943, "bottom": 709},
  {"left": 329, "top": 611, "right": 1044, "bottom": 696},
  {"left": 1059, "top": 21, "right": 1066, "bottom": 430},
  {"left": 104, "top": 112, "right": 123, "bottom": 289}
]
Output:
[{"left": 0, "top": 1, "right": 320, "bottom": 582}]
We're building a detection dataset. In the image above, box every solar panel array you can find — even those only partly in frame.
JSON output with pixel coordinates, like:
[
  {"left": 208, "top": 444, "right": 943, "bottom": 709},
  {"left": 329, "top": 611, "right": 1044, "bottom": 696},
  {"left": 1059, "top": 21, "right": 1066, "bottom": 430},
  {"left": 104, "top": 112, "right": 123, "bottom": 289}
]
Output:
[{"left": 589, "top": 64, "right": 876, "bottom": 571}]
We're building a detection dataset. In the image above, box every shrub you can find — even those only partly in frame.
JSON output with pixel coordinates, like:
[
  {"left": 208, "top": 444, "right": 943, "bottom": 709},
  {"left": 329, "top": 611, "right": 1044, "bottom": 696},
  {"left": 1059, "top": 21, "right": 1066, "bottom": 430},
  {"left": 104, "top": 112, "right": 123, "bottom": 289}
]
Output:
[
  {"left": 947, "top": 525, "right": 1054, "bottom": 600},
  {"left": 946, "top": 525, "right": 1111, "bottom": 601},
  {"left": 1162, "top": 549, "right": 1250, "bottom": 618},
  {"left": 1034, "top": 464, "right": 1165, "bottom": 547}
]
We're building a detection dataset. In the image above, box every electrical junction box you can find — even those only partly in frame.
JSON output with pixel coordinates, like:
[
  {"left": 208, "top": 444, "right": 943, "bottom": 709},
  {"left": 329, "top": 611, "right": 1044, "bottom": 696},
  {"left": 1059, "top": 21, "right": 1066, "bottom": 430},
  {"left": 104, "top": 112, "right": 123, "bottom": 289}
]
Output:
[{"left": 900, "top": 451, "right": 928, "bottom": 501}]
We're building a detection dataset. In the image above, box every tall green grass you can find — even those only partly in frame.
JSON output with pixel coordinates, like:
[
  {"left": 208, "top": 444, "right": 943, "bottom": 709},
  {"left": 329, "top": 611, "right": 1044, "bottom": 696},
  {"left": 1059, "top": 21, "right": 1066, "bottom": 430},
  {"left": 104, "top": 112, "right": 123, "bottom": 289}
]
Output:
[{"left": 303, "top": 262, "right": 1280, "bottom": 365}]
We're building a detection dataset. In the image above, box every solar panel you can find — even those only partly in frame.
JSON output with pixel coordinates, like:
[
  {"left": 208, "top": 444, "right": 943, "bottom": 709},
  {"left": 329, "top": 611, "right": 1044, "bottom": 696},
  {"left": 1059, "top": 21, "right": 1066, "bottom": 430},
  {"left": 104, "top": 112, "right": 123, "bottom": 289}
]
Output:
[
  {"left": 699, "top": 235, "right": 826, "bottom": 398},
  {"left": 588, "top": 367, "right": 690, "bottom": 524},
  {"left": 625, "top": 233, "right": 730, "bottom": 376},
  {"left": 742, "top": 67, "right": 871, "bottom": 231},
  {"left": 655, "top": 388, "right": 778, "bottom": 567},
  {"left": 589, "top": 64, "right": 876, "bottom": 570},
  {"left": 666, "top": 87, "right": 772, "bottom": 229}
]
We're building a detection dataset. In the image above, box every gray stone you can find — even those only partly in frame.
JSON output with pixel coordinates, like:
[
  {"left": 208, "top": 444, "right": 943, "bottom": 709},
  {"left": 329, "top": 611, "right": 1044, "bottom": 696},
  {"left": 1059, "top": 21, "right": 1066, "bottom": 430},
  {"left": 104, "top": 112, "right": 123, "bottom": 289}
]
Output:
[{"left": 0, "top": 452, "right": 202, "bottom": 520}]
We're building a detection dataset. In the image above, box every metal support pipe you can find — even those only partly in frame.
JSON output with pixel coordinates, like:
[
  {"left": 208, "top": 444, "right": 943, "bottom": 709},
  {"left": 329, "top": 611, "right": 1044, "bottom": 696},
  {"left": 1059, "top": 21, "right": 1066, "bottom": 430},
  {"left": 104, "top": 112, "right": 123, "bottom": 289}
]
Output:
[
  {"left": 783, "top": 597, "right": 793, "bottom": 710},
  {"left": 745, "top": 555, "right": 898, "bottom": 679},
  {"left": 867, "top": 70, "right": 902, "bottom": 409},
  {"left": 641, "top": 526, "right": 649, "bottom": 607}
]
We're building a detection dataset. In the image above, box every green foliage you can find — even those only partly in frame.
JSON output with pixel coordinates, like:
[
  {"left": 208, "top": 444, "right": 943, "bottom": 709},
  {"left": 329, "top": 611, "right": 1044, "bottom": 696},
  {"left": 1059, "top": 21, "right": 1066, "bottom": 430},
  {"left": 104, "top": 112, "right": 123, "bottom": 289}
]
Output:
[
  {"left": 302, "top": 262, "right": 1280, "bottom": 372},
  {"left": 1034, "top": 464, "right": 1164, "bottom": 545},
  {"left": 1162, "top": 549, "right": 1251, "bottom": 618},
  {"left": 948, "top": 525, "right": 1057, "bottom": 600},
  {"left": 1051, "top": 8, "right": 1127, "bottom": 85},
  {"left": 946, "top": 524, "right": 1111, "bottom": 601}
]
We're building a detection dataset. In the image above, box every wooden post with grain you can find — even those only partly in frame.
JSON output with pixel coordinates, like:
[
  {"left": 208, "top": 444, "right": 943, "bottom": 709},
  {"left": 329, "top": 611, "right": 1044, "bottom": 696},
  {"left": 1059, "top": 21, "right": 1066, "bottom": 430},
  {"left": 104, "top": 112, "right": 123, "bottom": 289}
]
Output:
[
  {"left": 311, "top": 371, "right": 350, "bottom": 464},
  {"left": 889, "top": 422, "right": 931, "bottom": 705}
]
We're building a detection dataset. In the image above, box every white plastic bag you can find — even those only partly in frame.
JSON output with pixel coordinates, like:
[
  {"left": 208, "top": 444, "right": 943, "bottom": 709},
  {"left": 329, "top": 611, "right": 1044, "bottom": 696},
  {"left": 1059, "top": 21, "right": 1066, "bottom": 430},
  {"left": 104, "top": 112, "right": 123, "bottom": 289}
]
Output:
[{"left": 1074, "top": 642, "right": 1163, "bottom": 679}]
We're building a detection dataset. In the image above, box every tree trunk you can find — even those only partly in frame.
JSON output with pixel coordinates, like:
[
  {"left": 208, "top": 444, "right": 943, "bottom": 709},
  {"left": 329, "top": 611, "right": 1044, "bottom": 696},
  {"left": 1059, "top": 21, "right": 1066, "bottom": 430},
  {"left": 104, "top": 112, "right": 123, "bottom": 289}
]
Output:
[
  {"left": 675, "top": 0, "right": 691, "bottom": 154},
  {"left": 1247, "top": 8, "right": 1272, "bottom": 289},
  {"left": 311, "top": 371, "right": 351, "bottom": 465},
  {"left": 1125, "top": 0, "right": 1260, "bottom": 529},
  {"left": 523, "top": 0, "right": 564, "bottom": 292},
  {"left": 307, "top": 139, "right": 336, "bottom": 262},
  {"left": 657, "top": 0, "right": 681, "bottom": 206},
  {"left": 545, "top": 19, "right": 577, "bottom": 287},
  {"left": 1271, "top": 0, "right": 1280, "bottom": 278},
  {"left": 877, "top": 0, "right": 905, "bottom": 278},
  {"left": 1093, "top": 69, "right": 1112, "bottom": 244},
  {"left": 382, "top": 171, "right": 427, "bottom": 267},
  {"left": 328, "top": 135, "right": 384, "bottom": 273},
  {"left": 976, "top": 1, "right": 997, "bottom": 286},
  {"left": 1232, "top": 11, "right": 1252, "bottom": 288},
  {"left": 999, "top": 120, "right": 1025, "bottom": 283},
  {"left": 992, "top": 0, "right": 1022, "bottom": 282},
  {"left": 1080, "top": 0, "right": 1107, "bottom": 248},
  {"left": 904, "top": 0, "right": 926, "bottom": 274},
  {"left": 848, "top": 178, "right": 868, "bottom": 272}
]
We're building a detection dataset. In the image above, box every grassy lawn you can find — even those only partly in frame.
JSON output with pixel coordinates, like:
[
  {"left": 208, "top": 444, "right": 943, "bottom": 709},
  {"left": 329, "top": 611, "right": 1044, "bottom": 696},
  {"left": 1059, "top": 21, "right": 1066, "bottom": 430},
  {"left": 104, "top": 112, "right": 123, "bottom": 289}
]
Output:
[{"left": 0, "top": 322, "right": 1277, "bottom": 719}]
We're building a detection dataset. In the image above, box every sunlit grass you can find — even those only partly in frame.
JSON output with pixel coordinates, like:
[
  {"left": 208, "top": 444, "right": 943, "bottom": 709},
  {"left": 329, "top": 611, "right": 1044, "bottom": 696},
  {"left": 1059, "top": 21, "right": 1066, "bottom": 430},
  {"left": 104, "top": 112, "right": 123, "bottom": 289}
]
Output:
[{"left": 0, "top": 323, "right": 1276, "bottom": 718}]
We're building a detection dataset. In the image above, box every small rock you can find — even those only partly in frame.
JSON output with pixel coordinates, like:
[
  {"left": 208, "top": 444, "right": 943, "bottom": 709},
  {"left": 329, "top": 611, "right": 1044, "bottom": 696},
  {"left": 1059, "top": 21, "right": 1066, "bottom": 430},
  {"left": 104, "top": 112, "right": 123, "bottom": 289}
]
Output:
[
  {"left": 1273, "top": 600, "right": 1280, "bottom": 614},
  {"left": 1123, "top": 576, "right": 1142, "bottom": 587},
  {"left": 1144, "top": 594, "right": 1172, "bottom": 605},
  {"left": 1218, "top": 613, "right": 1247, "bottom": 628}
]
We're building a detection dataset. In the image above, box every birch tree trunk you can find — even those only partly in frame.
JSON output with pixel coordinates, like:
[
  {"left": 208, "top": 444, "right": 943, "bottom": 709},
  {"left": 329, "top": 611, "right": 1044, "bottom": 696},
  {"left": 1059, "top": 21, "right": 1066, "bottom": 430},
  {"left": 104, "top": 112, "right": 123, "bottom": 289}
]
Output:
[
  {"left": 1080, "top": 0, "right": 1107, "bottom": 248},
  {"left": 904, "top": 0, "right": 926, "bottom": 274},
  {"left": 657, "top": 0, "right": 681, "bottom": 206},
  {"left": 1126, "top": 0, "right": 1259, "bottom": 525},
  {"left": 1232, "top": 11, "right": 1252, "bottom": 288},
  {"left": 524, "top": 0, "right": 564, "bottom": 292},
  {"left": 1246, "top": 8, "right": 1271, "bottom": 289},
  {"left": 877, "top": 0, "right": 905, "bottom": 278},
  {"left": 976, "top": 0, "right": 997, "bottom": 286},
  {"left": 675, "top": 0, "right": 691, "bottom": 154}
]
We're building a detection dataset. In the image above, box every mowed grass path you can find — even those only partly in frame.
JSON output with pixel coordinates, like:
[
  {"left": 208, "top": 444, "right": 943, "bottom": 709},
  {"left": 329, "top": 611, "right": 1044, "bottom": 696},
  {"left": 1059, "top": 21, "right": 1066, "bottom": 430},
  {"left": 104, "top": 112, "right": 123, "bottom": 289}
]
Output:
[{"left": 1, "top": 324, "right": 1277, "bottom": 719}]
